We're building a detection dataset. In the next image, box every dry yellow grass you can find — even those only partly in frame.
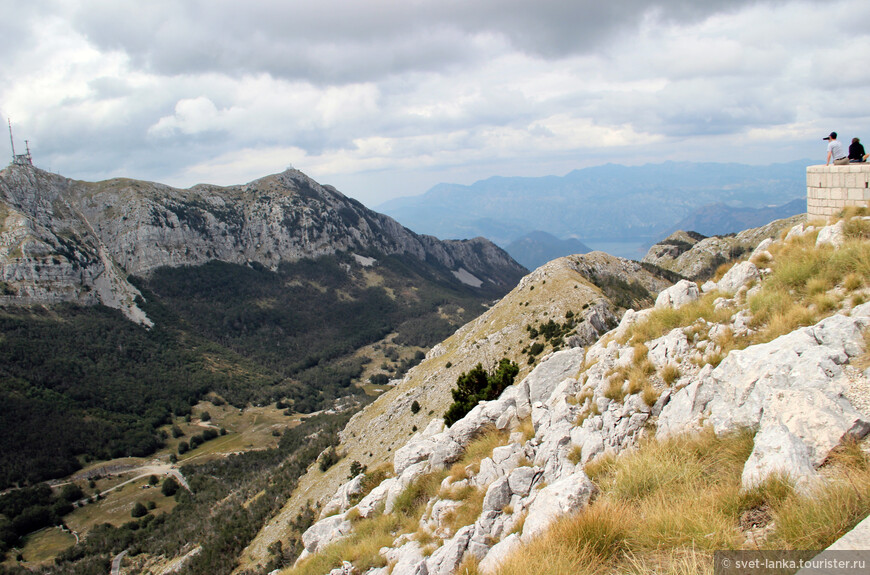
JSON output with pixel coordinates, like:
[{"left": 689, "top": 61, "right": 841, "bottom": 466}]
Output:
[
  {"left": 844, "top": 272, "right": 863, "bottom": 291},
  {"left": 456, "top": 425, "right": 510, "bottom": 469},
  {"left": 494, "top": 429, "right": 870, "bottom": 575},
  {"left": 518, "top": 417, "right": 535, "bottom": 441},
  {"left": 283, "top": 512, "right": 412, "bottom": 575},
  {"left": 659, "top": 363, "right": 681, "bottom": 386},
  {"left": 641, "top": 382, "right": 659, "bottom": 407},
  {"left": 603, "top": 375, "right": 626, "bottom": 403},
  {"left": 620, "top": 293, "right": 731, "bottom": 345},
  {"left": 442, "top": 488, "right": 486, "bottom": 532},
  {"left": 769, "top": 440, "right": 870, "bottom": 550}
]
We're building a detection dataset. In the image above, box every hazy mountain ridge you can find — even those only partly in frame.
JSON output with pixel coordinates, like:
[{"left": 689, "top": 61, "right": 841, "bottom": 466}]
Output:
[{"left": 377, "top": 160, "right": 810, "bottom": 247}]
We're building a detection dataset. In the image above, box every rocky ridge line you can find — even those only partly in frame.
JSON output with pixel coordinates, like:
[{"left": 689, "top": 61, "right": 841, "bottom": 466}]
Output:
[{"left": 0, "top": 164, "right": 526, "bottom": 324}]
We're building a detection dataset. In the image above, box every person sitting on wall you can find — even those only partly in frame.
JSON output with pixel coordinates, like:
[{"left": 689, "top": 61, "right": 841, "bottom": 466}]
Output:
[
  {"left": 825, "top": 132, "right": 850, "bottom": 166},
  {"left": 849, "top": 137, "right": 869, "bottom": 163}
]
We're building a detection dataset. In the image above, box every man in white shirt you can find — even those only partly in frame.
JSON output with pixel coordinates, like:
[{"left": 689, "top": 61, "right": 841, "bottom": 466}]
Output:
[{"left": 825, "top": 132, "right": 849, "bottom": 166}]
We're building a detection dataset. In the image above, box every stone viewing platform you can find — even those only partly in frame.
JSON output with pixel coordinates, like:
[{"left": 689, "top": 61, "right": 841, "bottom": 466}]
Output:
[{"left": 807, "top": 164, "right": 870, "bottom": 218}]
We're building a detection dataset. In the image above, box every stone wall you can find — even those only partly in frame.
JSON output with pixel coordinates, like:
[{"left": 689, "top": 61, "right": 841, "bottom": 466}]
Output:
[{"left": 807, "top": 164, "right": 870, "bottom": 218}]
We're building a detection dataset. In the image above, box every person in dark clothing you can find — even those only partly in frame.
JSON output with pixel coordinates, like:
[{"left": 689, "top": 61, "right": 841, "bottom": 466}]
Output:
[{"left": 850, "top": 137, "right": 869, "bottom": 162}]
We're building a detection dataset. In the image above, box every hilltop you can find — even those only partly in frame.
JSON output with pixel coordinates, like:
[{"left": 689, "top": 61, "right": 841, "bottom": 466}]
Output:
[{"left": 0, "top": 164, "right": 524, "bottom": 324}]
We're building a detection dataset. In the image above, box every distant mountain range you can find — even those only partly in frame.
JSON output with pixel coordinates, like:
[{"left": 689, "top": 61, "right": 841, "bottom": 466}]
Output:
[{"left": 377, "top": 160, "right": 810, "bottom": 263}]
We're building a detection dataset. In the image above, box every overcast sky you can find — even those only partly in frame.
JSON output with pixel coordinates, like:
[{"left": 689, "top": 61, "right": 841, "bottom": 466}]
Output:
[{"left": 1, "top": 0, "right": 868, "bottom": 206}]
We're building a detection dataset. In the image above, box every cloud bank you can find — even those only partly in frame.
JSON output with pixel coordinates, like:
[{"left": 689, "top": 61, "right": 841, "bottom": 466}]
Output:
[{"left": 1, "top": 0, "right": 866, "bottom": 205}]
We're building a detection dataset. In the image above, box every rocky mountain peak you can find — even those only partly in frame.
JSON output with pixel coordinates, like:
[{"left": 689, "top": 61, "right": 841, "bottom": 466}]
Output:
[{"left": 0, "top": 163, "right": 525, "bottom": 325}]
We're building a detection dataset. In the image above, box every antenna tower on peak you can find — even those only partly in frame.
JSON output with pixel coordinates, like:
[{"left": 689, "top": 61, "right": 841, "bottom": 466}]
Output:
[{"left": 8, "top": 118, "right": 33, "bottom": 166}]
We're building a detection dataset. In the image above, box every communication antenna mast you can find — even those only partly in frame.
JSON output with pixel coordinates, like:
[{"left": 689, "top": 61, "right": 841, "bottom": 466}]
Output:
[
  {"left": 7, "top": 118, "right": 14, "bottom": 157},
  {"left": 8, "top": 118, "right": 33, "bottom": 166}
]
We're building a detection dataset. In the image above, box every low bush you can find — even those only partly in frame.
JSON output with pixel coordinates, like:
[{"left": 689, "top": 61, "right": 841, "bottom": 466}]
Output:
[{"left": 443, "top": 359, "right": 519, "bottom": 426}]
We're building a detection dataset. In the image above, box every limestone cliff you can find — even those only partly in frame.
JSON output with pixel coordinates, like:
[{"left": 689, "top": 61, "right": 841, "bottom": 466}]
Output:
[{"left": 0, "top": 164, "right": 525, "bottom": 324}]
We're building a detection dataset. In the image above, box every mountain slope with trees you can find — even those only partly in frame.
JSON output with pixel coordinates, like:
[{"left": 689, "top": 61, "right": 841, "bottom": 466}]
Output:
[{"left": 0, "top": 164, "right": 526, "bottom": 490}]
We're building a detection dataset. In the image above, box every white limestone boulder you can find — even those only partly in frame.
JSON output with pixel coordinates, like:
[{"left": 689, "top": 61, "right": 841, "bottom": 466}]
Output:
[
  {"left": 521, "top": 471, "right": 596, "bottom": 540},
  {"left": 751, "top": 238, "right": 774, "bottom": 258},
  {"left": 647, "top": 328, "right": 691, "bottom": 367},
  {"left": 761, "top": 387, "right": 870, "bottom": 468},
  {"left": 523, "top": 347, "right": 587, "bottom": 405},
  {"left": 301, "top": 513, "right": 353, "bottom": 555},
  {"left": 506, "top": 466, "right": 543, "bottom": 498},
  {"left": 716, "top": 261, "right": 760, "bottom": 294},
  {"left": 479, "top": 533, "right": 522, "bottom": 574},
  {"left": 385, "top": 541, "right": 427, "bottom": 575},
  {"left": 393, "top": 438, "right": 436, "bottom": 476},
  {"left": 655, "top": 279, "right": 700, "bottom": 309},
  {"left": 481, "top": 476, "right": 512, "bottom": 513},
  {"left": 320, "top": 473, "right": 365, "bottom": 518},
  {"left": 357, "top": 477, "right": 395, "bottom": 518},
  {"left": 741, "top": 422, "right": 817, "bottom": 490},
  {"left": 815, "top": 220, "right": 846, "bottom": 248},
  {"left": 425, "top": 526, "right": 473, "bottom": 575},
  {"left": 428, "top": 438, "right": 464, "bottom": 470}
]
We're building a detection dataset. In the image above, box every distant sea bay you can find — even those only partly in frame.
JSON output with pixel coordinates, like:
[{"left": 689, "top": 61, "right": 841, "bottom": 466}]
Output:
[{"left": 581, "top": 239, "right": 653, "bottom": 261}]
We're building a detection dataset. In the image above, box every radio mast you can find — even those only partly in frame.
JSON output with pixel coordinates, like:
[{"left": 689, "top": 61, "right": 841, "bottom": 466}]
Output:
[{"left": 8, "top": 119, "right": 33, "bottom": 166}]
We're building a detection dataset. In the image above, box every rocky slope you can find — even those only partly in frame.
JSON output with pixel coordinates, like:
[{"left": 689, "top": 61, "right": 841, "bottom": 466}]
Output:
[
  {"left": 0, "top": 164, "right": 525, "bottom": 325},
  {"left": 240, "top": 251, "right": 672, "bottom": 569},
  {"left": 264, "top": 214, "right": 870, "bottom": 575}
]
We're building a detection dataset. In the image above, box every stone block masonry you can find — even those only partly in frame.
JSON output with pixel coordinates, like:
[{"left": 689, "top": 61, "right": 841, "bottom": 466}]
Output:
[{"left": 807, "top": 164, "right": 870, "bottom": 218}]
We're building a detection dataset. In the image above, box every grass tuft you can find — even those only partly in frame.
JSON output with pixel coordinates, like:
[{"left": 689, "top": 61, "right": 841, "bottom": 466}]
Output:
[
  {"left": 659, "top": 363, "right": 681, "bottom": 386},
  {"left": 392, "top": 470, "right": 448, "bottom": 520}
]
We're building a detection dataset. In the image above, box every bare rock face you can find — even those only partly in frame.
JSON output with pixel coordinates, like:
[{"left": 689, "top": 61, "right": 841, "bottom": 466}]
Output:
[
  {"left": 0, "top": 165, "right": 152, "bottom": 324},
  {"left": 0, "top": 164, "right": 526, "bottom": 324}
]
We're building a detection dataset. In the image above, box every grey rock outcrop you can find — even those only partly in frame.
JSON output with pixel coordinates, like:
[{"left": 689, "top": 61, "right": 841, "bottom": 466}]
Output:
[
  {"left": 521, "top": 472, "right": 596, "bottom": 539},
  {"left": 642, "top": 215, "right": 803, "bottom": 280},
  {"left": 716, "top": 261, "right": 760, "bottom": 294},
  {"left": 301, "top": 513, "right": 353, "bottom": 556},
  {"left": 654, "top": 279, "right": 700, "bottom": 309},
  {"left": 658, "top": 307, "right": 870, "bottom": 489}
]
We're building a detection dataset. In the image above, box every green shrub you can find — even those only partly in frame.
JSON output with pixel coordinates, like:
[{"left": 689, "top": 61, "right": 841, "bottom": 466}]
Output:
[
  {"left": 131, "top": 502, "right": 148, "bottom": 518},
  {"left": 161, "top": 477, "right": 179, "bottom": 497},
  {"left": 444, "top": 359, "right": 519, "bottom": 426}
]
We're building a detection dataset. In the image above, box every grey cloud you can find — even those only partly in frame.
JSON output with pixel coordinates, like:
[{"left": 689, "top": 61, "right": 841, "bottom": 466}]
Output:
[{"left": 69, "top": 0, "right": 780, "bottom": 84}]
